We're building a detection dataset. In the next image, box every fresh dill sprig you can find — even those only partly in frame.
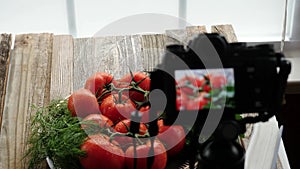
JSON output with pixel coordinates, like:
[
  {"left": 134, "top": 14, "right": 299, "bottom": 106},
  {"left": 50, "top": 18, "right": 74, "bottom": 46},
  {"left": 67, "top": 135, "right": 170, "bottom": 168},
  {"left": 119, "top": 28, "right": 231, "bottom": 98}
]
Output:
[{"left": 25, "top": 99, "right": 87, "bottom": 169}]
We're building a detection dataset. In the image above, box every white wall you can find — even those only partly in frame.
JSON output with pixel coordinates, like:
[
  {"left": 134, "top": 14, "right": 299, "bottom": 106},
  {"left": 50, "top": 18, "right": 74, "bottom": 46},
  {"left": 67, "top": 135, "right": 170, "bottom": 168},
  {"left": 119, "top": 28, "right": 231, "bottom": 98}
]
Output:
[
  {"left": 187, "top": 0, "right": 285, "bottom": 42},
  {"left": 75, "top": 0, "right": 178, "bottom": 37},
  {"left": 0, "top": 0, "right": 291, "bottom": 42},
  {"left": 0, "top": 0, "right": 69, "bottom": 35}
]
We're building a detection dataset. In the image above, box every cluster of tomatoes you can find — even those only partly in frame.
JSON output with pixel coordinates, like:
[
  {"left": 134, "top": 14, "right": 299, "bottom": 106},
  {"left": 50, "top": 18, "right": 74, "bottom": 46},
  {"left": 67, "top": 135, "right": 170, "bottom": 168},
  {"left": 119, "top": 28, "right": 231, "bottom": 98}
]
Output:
[
  {"left": 176, "top": 74, "right": 227, "bottom": 110},
  {"left": 67, "top": 71, "right": 186, "bottom": 169}
]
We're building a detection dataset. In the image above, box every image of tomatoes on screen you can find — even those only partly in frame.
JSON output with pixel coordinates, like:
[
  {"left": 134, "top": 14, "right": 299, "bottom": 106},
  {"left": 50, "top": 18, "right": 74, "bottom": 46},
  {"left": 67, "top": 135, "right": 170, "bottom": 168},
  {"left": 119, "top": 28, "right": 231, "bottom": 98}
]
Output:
[{"left": 175, "top": 69, "right": 235, "bottom": 111}]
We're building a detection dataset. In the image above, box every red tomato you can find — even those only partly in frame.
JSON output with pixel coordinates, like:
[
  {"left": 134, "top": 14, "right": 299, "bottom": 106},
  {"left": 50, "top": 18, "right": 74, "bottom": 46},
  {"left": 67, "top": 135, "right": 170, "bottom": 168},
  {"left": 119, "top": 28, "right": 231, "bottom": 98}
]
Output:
[
  {"left": 114, "top": 119, "right": 148, "bottom": 135},
  {"left": 139, "top": 106, "right": 150, "bottom": 123},
  {"left": 67, "top": 88, "right": 100, "bottom": 118},
  {"left": 112, "top": 135, "right": 133, "bottom": 151},
  {"left": 176, "top": 91, "right": 189, "bottom": 110},
  {"left": 209, "top": 75, "right": 227, "bottom": 89},
  {"left": 157, "top": 124, "right": 186, "bottom": 156},
  {"left": 176, "top": 88, "right": 182, "bottom": 96},
  {"left": 138, "top": 106, "right": 164, "bottom": 123},
  {"left": 99, "top": 94, "right": 136, "bottom": 124},
  {"left": 176, "top": 97, "right": 183, "bottom": 110},
  {"left": 112, "top": 79, "right": 129, "bottom": 89},
  {"left": 185, "top": 93, "right": 209, "bottom": 110},
  {"left": 131, "top": 72, "right": 150, "bottom": 92},
  {"left": 125, "top": 140, "right": 167, "bottom": 169},
  {"left": 113, "top": 119, "right": 148, "bottom": 150},
  {"left": 81, "top": 114, "right": 113, "bottom": 130},
  {"left": 177, "top": 76, "right": 204, "bottom": 96},
  {"left": 80, "top": 134, "right": 125, "bottom": 169},
  {"left": 203, "top": 84, "right": 211, "bottom": 92},
  {"left": 157, "top": 119, "right": 164, "bottom": 128},
  {"left": 116, "top": 72, "right": 150, "bottom": 102},
  {"left": 84, "top": 72, "right": 113, "bottom": 97}
]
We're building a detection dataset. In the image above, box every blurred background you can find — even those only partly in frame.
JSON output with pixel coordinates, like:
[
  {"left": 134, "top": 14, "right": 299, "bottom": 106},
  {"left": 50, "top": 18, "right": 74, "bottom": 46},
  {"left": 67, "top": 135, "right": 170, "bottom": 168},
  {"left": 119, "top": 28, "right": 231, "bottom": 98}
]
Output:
[{"left": 0, "top": 0, "right": 299, "bottom": 42}]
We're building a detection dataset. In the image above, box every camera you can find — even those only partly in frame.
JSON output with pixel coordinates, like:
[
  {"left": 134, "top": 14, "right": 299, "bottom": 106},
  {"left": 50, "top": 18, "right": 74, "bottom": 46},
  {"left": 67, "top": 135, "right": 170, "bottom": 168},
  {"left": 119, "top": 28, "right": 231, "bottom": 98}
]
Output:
[
  {"left": 150, "top": 33, "right": 291, "bottom": 125},
  {"left": 148, "top": 33, "right": 291, "bottom": 169}
]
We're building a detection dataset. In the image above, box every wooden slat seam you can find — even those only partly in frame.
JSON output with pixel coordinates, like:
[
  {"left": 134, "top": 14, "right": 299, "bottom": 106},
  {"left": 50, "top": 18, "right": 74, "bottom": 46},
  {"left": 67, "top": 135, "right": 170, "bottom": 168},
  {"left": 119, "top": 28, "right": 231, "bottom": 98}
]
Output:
[{"left": 0, "top": 34, "right": 12, "bottom": 134}]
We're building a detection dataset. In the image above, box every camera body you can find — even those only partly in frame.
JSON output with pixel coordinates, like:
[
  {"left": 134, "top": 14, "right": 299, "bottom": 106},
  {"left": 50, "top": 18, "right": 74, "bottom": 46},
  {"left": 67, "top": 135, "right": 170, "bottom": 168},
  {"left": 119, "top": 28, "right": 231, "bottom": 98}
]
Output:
[{"left": 150, "top": 33, "right": 291, "bottom": 126}]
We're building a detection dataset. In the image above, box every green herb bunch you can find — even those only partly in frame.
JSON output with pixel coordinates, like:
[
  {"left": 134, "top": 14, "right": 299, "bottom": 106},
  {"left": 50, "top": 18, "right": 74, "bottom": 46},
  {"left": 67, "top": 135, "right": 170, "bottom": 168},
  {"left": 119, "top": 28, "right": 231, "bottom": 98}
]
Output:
[{"left": 26, "top": 99, "right": 87, "bottom": 169}]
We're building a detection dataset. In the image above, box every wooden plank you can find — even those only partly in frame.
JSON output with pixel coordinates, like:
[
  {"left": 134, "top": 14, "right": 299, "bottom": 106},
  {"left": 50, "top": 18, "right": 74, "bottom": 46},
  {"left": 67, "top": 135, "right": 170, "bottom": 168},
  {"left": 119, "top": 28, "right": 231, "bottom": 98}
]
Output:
[
  {"left": 165, "top": 26, "right": 207, "bottom": 46},
  {"left": 73, "top": 35, "right": 146, "bottom": 90},
  {"left": 211, "top": 24, "right": 238, "bottom": 42},
  {"left": 50, "top": 35, "right": 74, "bottom": 100},
  {"left": 139, "top": 27, "right": 207, "bottom": 72},
  {"left": 107, "top": 35, "right": 144, "bottom": 77},
  {"left": 140, "top": 34, "right": 166, "bottom": 71},
  {"left": 73, "top": 37, "right": 95, "bottom": 90},
  {"left": 0, "top": 34, "right": 12, "bottom": 134},
  {"left": 186, "top": 25, "right": 207, "bottom": 41},
  {"left": 0, "top": 33, "right": 53, "bottom": 169},
  {"left": 165, "top": 29, "right": 186, "bottom": 45}
]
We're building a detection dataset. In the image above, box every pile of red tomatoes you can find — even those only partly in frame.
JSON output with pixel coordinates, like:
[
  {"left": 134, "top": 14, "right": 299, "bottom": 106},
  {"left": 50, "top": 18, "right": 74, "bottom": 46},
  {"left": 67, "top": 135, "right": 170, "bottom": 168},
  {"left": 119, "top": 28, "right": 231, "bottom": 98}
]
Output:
[{"left": 67, "top": 71, "right": 186, "bottom": 169}]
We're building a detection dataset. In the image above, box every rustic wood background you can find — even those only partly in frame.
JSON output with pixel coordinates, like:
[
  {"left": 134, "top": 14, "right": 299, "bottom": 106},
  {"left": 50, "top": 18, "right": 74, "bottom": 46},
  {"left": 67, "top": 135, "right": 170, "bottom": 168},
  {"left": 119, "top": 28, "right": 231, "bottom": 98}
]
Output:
[{"left": 0, "top": 24, "right": 246, "bottom": 169}]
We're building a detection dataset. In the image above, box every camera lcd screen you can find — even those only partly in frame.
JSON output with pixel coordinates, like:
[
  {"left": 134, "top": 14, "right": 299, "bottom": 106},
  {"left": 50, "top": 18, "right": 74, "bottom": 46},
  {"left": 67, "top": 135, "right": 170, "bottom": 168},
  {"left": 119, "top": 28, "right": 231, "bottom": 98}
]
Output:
[{"left": 175, "top": 68, "right": 235, "bottom": 111}]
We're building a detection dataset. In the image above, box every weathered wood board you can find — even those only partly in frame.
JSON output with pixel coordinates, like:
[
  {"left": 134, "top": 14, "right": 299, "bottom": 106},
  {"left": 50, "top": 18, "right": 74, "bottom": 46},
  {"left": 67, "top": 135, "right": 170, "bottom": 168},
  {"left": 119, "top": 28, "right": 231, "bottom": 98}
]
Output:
[
  {"left": 0, "top": 34, "right": 53, "bottom": 169},
  {"left": 140, "top": 34, "right": 167, "bottom": 71},
  {"left": 165, "top": 25, "right": 207, "bottom": 45},
  {"left": 211, "top": 24, "right": 238, "bottom": 42},
  {"left": 50, "top": 35, "right": 74, "bottom": 100},
  {"left": 73, "top": 35, "right": 147, "bottom": 88},
  {"left": 0, "top": 34, "right": 12, "bottom": 133}
]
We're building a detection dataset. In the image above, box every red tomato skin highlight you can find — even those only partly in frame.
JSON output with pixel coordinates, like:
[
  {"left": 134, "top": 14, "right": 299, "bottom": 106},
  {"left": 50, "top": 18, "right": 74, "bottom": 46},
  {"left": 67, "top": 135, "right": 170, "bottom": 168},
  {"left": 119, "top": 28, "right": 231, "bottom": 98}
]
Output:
[
  {"left": 80, "top": 134, "right": 125, "bottom": 169},
  {"left": 67, "top": 88, "right": 100, "bottom": 118},
  {"left": 125, "top": 140, "right": 167, "bottom": 169}
]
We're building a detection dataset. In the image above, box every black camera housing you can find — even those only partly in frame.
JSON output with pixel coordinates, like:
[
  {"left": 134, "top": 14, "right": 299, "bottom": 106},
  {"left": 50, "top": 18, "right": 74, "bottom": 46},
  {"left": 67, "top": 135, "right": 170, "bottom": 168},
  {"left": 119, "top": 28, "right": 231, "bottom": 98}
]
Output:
[{"left": 150, "top": 33, "right": 291, "bottom": 126}]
